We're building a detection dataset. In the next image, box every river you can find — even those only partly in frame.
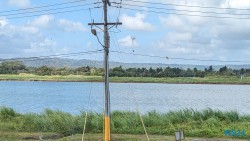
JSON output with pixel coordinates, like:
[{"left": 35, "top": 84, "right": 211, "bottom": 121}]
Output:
[{"left": 0, "top": 81, "right": 250, "bottom": 114}]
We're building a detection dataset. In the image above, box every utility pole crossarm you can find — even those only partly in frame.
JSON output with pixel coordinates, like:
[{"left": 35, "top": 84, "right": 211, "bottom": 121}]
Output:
[
  {"left": 88, "top": 22, "right": 122, "bottom": 26},
  {"left": 87, "top": 0, "right": 121, "bottom": 141}
]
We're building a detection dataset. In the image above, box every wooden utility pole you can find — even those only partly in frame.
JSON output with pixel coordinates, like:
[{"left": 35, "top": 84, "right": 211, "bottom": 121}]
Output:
[{"left": 88, "top": 0, "right": 122, "bottom": 140}]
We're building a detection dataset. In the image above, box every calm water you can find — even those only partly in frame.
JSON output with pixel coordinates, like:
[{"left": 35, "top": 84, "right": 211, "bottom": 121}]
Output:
[{"left": 0, "top": 81, "right": 250, "bottom": 114}]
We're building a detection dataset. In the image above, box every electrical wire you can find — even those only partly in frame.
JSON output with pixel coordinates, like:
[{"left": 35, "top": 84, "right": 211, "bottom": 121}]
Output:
[
  {"left": 0, "top": 7, "right": 99, "bottom": 20},
  {"left": 108, "top": 13, "right": 150, "bottom": 139},
  {"left": 120, "top": 7, "right": 250, "bottom": 20},
  {"left": 0, "top": 0, "right": 90, "bottom": 14},
  {"left": 116, "top": 0, "right": 123, "bottom": 21},
  {"left": 110, "top": 40, "right": 151, "bottom": 141},
  {"left": 0, "top": 3, "right": 95, "bottom": 17},
  {"left": 0, "top": 7, "right": 98, "bottom": 20},
  {"left": 88, "top": 7, "right": 93, "bottom": 22},
  {"left": 0, "top": 50, "right": 104, "bottom": 62},
  {"left": 124, "top": 0, "right": 250, "bottom": 11},
  {"left": 110, "top": 50, "right": 250, "bottom": 64},
  {"left": 121, "top": 3, "right": 250, "bottom": 16},
  {"left": 81, "top": 44, "right": 101, "bottom": 141}
]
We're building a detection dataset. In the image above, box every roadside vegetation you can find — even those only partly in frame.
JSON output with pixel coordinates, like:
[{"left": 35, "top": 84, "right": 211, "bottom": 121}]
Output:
[
  {"left": 0, "top": 61, "right": 250, "bottom": 84},
  {"left": 0, "top": 107, "right": 249, "bottom": 140}
]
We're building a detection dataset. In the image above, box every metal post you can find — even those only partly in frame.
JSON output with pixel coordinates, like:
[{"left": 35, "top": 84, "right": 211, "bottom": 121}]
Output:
[{"left": 103, "top": 0, "right": 110, "bottom": 141}]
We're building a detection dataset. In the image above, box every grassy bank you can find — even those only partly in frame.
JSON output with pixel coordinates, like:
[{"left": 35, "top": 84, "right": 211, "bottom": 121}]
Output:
[
  {"left": 0, "top": 107, "right": 250, "bottom": 140},
  {"left": 1, "top": 73, "right": 250, "bottom": 84},
  {"left": 0, "top": 133, "right": 247, "bottom": 141},
  {"left": 0, "top": 74, "right": 103, "bottom": 82}
]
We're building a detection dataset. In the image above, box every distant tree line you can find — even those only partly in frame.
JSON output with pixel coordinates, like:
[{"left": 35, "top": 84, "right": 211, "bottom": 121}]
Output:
[
  {"left": 0, "top": 61, "right": 27, "bottom": 74},
  {"left": 0, "top": 61, "right": 249, "bottom": 78}
]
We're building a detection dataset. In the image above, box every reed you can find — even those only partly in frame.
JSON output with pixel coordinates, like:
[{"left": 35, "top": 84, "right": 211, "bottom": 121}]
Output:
[{"left": 0, "top": 107, "right": 249, "bottom": 139}]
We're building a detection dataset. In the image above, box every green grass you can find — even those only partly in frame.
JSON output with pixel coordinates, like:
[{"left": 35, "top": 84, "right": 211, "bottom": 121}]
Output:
[
  {"left": 1, "top": 73, "right": 250, "bottom": 84},
  {"left": 0, "top": 74, "right": 103, "bottom": 82},
  {"left": 1, "top": 107, "right": 250, "bottom": 140},
  {"left": 1, "top": 133, "right": 247, "bottom": 141}
]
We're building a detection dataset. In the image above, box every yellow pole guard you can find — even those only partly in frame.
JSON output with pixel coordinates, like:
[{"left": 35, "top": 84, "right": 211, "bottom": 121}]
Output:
[{"left": 104, "top": 116, "right": 110, "bottom": 141}]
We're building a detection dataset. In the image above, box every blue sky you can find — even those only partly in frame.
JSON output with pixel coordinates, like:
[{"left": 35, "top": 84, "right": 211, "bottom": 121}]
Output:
[{"left": 0, "top": 0, "right": 250, "bottom": 66}]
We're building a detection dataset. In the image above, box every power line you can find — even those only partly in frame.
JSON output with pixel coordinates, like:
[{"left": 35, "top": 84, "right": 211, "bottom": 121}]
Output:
[
  {"left": 116, "top": 0, "right": 123, "bottom": 21},
  {"left": 0, "top": 7, "right": 99, "bottom": 20},
  {"left": 0, "top": 50, "right": 103, "bottom": 62},
  {"left": 121, "top": 3, "right": 250, "bottom": 17},
  {"left": 124, "top": 0, "right": 250, "bottom": 11},
  {"left": 0, "top": 3, "right": 95, "bottom": 18},
  {"left": 110, "top": 50, "right": 250, "bottom": 63},
  {"left": 121, "top": 7, "right": 250, "bottom": 20},
  {"left": 0, "top": 0, "right": 89, "bottom": 14},
  {"left": 108, "top": 11, "right": 150, "bottom": 141},
  {"left": 111, "top": 50, "right": 167, "bottom": 59}
]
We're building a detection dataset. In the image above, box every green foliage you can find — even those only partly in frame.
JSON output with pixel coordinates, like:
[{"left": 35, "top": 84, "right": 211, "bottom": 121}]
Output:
[
  {"left": 1, "top": 61, "right": 250, "bottom": 78},
  {"left": 111, "top": 111, "right": 140, "bottom": 134},
  {"left": 110, "top": 66, "right": 206, "bottom": 78},
  {"left": 0, "top": 108, "right": 249, "bottom": 139},
  {"left": 0, "top": 61, "right": 26, "bottom": 74},
  {"left": 34, "top": 66, "right": 53, "bottom": 76},
  {"left": 219, "top": 66, "right": 228, "bottom": 74},
  {"left": 80, "top": 112, "right": 103, "bottom": 133},
  {"left": 19, "top": 110, "right": 79, "bottom": 136},
  {"left": 42, "top": 110, "right": 77, "bottom": 136},
  {"left": 0, "top": 107, "right": 19, "bottom": 120},
  {"left": 75, "top": 66, "right": 90, "bottom": 75}
]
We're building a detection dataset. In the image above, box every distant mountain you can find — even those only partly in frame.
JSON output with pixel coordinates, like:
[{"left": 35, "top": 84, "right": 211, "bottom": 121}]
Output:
[
  {"left": 2, "top": 58, "right": 250, "bottom": 70},
  {"left": 19, "top": 58, "right": 210, "bottom": 69}
]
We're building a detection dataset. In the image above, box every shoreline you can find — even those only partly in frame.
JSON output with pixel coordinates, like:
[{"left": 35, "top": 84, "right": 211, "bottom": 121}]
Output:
[
  {"left": 1, "top": 79, "right": 250, "bottom": 84},
  {"left": 0, "top": 74, "right": 250, "bottom": 85}
]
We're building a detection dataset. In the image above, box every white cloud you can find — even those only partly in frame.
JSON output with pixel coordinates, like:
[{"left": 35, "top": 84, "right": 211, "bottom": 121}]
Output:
[
  {"left": 0, "top": 19, "right": 63, "bottom": 58},
  {"left": 153, "top": 32, "right": 198, "bottom": 55},
  {"left": 86, "top": 42, "right": 93, "bottom": 48},
  {"left": 20, "top": 26, "right": 39, "bottom": 34},
  {"left": 0, "top": 17, "right": 8, "bottom": 28},
  {"left": 160, "top": 15, "right": 184, "bottom": 29},
  {"left": 167, "top": 46, "right": 198, "bottom": 54},
  {"left": 209, "top": 17, "right": 250, "bottom": 41},
  {"left": 0, "top": 24, "right": 40, "bottom": 57},
  {"left": 185, "top": 16, "right": 209, "bottom": 26},
  {"left": 159, "top": 16, "right": 205, "bottom": 33},
  {"left": 58, "top": 19, "right": 86, "bottom": 32},
  {"left": 28, "top": 16, "right": 86, "bottom": 32},
  {"left": 0, "top": 16, "right": 89, "bottom": 58},
  {"left": 223, "top": 0, "right": 250, "bottom": 8},
  {"left": 27, "top": 39, "right": 57, "bottom": 54},
  {"left": 169, "top": 0, "right": 223, "bottom": 7},
  {"left": 120, "top": 13, "right": 154, "bottom": 31},
  {"left": 8, "top": 0, "right": 30, "bottom": 8},
  {"left": 29, "top": 15, "right": 53, "bottom": 28},
  {"left": 167, "top": 32, "right": 192, "bottom": 42},
  {"left": 118, "top": 36, "right": 138, "bottom": 47},
  {"left": 159, "top": 15, "right": 197, "bottom": 32},
  {"left": 154, "top": 0, "right": 250, "bottom": 63}
]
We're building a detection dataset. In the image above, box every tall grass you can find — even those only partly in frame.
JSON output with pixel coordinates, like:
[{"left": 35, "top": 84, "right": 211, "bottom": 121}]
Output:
[{"left": 0, "top": 107, "right": 249, "bottom": 138}]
